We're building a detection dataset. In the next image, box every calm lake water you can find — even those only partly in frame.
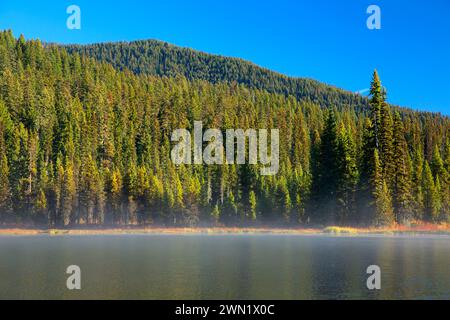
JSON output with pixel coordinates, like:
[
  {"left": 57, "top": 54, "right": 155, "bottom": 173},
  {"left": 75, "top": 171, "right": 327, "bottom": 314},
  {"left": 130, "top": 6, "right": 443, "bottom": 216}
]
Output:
[{"left": 0, "top": 234, "right": 448, "bottom": 299}]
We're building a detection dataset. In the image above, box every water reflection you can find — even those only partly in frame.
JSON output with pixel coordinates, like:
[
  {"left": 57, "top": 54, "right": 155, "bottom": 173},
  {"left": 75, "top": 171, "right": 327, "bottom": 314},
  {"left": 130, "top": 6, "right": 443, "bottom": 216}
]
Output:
[{"left": 0, "top": 234, "right": 448, "bottom": 299}]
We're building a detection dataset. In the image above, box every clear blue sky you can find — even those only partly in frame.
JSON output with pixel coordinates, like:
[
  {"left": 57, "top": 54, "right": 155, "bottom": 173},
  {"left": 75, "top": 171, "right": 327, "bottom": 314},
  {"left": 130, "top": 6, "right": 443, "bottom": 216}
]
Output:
[{"left": 0, "top": 0, "right": 449, "bottom": 115}]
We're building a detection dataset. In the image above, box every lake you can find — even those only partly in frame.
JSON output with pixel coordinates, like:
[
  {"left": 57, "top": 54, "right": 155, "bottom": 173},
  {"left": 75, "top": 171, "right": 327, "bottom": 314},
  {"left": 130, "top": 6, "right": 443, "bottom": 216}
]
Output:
[{"left": 0, "top": 234, "right": 448, "bottom": 299}]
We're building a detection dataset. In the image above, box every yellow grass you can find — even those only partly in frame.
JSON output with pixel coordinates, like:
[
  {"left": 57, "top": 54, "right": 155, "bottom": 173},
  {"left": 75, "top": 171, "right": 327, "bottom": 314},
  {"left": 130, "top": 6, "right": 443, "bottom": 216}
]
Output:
[
  {"left": 0, "top": 223, "right": 448, "bottom": 236},
  {"left": 322, "top": 226, "right": 358, "bottom": 234}
]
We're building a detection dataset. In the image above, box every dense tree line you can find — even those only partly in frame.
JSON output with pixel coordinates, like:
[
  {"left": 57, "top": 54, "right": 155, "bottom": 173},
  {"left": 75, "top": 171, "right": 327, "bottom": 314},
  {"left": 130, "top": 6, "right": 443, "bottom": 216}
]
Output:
[{"left": 0, "top": 30, "right": 449, "bottom": 227}]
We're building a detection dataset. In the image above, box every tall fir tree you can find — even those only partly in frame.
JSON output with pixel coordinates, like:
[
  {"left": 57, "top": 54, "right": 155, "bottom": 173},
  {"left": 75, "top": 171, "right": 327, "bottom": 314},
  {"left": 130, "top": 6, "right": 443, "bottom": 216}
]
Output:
[
  {"left": 358, "top": 118, "right": 377, "bottom": 224},
  {"left": 310, "top": 109, "right": 340, "bottom": 223},
  {"left": 0, "top": 154, "right": 11, "bottom": 219},
  {"left": 379, "top": 102, "right": 395, "bottom": 187},
  {"left": 372, "top": 149, "right": 394, "bottom": 226},
  {"left": 336, "top": 125, "right": 358, "bottom": 223},
  {"left": 60, "top": 157, "right": 76, "bottom": 226},
  {"left": 392, "top": 112, "right": 413, "bottom": 223},
  {"left": 412, "top": 148, "right": 425, "bottom": 219},
  {"left": 422, "top": 161, "right": 440, "bottom": 222},
  {"left": 369, "top": 70, "right": 384, "bottom": 150}
]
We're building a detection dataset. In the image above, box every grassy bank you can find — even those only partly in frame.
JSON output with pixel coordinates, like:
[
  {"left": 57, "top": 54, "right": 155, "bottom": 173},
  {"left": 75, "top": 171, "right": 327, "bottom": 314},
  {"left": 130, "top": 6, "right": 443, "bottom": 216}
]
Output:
[{"left": 0, "top": 223, "right": 448, "bottom": 236}]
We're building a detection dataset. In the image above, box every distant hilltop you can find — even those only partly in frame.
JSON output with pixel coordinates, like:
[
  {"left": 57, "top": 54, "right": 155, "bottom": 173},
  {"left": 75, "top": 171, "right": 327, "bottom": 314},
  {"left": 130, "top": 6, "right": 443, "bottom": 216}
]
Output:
[{"left": 63, "top": 38, "right": 371, "bottom": 112}]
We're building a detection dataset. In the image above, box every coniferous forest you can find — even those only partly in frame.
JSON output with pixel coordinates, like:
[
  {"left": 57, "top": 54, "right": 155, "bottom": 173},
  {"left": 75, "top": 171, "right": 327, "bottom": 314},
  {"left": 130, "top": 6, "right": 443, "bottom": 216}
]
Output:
[
  {"left": 64, "top": 39, "right": 368, "bottom": 112},
  {"left": 0, "top": 30, "right": 449, "bottom": 227}
]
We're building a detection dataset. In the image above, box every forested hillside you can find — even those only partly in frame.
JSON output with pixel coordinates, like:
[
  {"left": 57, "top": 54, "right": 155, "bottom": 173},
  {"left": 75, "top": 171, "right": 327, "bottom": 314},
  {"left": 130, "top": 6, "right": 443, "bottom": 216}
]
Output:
[
  {"left": 64, "top": 39, "right": 369, "bottom": 112},
  {"left": 0, "top": 30, "right": 449, "bottom": 227}
]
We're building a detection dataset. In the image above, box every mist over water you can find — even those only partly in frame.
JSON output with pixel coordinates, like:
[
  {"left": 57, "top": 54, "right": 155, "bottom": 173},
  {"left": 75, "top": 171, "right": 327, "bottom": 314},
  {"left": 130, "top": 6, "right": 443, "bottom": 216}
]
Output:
[{"left": 0, "top": 234, "right": 448, "bottom": 299}]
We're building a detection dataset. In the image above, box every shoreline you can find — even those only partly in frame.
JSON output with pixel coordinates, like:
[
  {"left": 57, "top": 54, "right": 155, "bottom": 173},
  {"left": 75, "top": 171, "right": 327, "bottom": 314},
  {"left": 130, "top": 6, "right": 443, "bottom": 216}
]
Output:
[{"left": 0, "top": 224, "right": 449, "bottom": 236}]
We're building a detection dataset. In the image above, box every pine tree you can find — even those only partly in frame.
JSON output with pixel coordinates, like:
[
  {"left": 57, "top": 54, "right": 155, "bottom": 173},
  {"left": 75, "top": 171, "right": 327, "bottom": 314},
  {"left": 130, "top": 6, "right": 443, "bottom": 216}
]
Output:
[
  {"left": 107, "top": 168, "right": 123, "bottom": 224},
  {"left": 49, "top": 157, "right": 64, "bottom": 226},
  {"left": 422, "top": 161, "right": 440, "bottom": 222},
  {"left": 0, "top": 154, "right": 11, "bottom": 220},
  {"left": 0, "top": 118, "right": 11, "bottom": 220},
  {"left": 412, "top": 148, "right": 425, "bottom": 219},
  {"left": 310, "top": 109, "right": 339, "bottom": 223},
  {"left": 369, "top": 70, "right": 384, "bottom": 149},
  {"left": 336, "top": 125, "right": 358, "bottom": 224},
  {"left": 223, "top": 191, "right": 238, "bottom": 223},
  {"left": 379, "top": 102, "right": 394, "bottom": 187},
  {"left": 210, "top": 204, "right": 220, "bottom": 225},
  {"left": 392, "top": 112, "right": 413, "bottom": 223},
  {"left": 291, "top": 166, "right": 308, "bottom": 223},
  {"left": 358, "top": 118, "right": 376, "bottom": 224},
  {"left": 372, "top": 149, "right": 394, "bottom": 226},
  {"left": 79, "top": 155, "right": 103, "bottom": 224},
  {"left": 149, "top": 173, "right": 165, "bottom": 222},
  {"left": 435, "top": 176, "right": 443, "bottom": 221},
  {"left": 249, "top": 190, "right": 257, "bottom": 222},
  {"left": 276, "top": 176, "right": 292, "bottom": 222},
  {"left": 441, "top": 141, "right": 450, "bottom": 221},
  {"left": 430, "top": 145, "right": 448, "bottom": 221},
  {"left": 60, "top": 158, "right": 76, "bottom": 226},
  {"left": 125, "top": 163, "right": 138, "bottom": 224},
  {"left": 34, "top": 188, "right": 47, "bottom": 223},
  {"left": 431, "top": 145, "right": 446, "bottom": 179},
  {"left": 135, "top": 165, "right": 150, "bottom": 223},
  {"left": 445, "top": 140, "right": 450, "bottom": 174}
]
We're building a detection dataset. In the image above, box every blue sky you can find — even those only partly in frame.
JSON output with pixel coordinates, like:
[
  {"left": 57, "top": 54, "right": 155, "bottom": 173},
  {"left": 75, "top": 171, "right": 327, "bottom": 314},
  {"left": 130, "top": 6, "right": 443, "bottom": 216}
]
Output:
[{"left": 0, "top": 0, "right": 449, "bottom": 115}]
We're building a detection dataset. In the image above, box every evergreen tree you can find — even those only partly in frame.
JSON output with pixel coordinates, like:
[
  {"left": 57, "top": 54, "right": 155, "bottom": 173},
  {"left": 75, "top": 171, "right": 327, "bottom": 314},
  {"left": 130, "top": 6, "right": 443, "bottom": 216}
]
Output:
[
  {"left": 422, "top": 161, "right": 440, "bottom": 222},
  {"left": 392, "top": 112, "right": 413, "bottom": 223},
  {"left": 372, "top": 149, "right": 394, "bottom": 226},
  {"left": 210, "top": 204, "right": 220, "bottom": 225},
  {"left": 358, "top": 118, "right": 376, "bottom": 224},
  {"left": 79, "top": 155, "right": 103, "bottom": 224},
  {"left": 310, "top": 109, "right": 339, "bottom": 223},
  {"left": 336, "top": 125, "right": 358, "bottom": 223},
  {"left": 60, "top": 158, "right": 76, "bottom": 226},
  {"left": 412, "top": 148, "right": 425, "bottom": 219},
  {"left": 431, "top": 145, "right": 447, "bottom": 179},
  {"left": 279, "top": 178, "right": 292, "bottom": 223},
  {"left": 249, "top": 190, "right": 257, "bottom": 222},
  {"left": 0, "top": 154, "right": 11, "bottom": 219},
  {"left": 441, "top": 141, "right": 450, "bottom": 221},
  {"left": 0, "top": 119, "right": 11, "bottom": 219},
  {"left": 107, "top": 168, "right": 123, "bottom": 224},
  {"left": 379, "top": 102, "right": 394, "bottom": 187},
  {"left": 369, "top": 70, "right": 384, "bottom": 149}
]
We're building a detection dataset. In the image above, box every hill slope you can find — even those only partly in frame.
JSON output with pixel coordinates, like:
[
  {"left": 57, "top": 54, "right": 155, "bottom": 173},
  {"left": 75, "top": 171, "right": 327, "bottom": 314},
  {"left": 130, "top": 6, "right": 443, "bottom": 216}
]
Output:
[{"left": 64, "top": 39, "right": 369, "bottom": 111}]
